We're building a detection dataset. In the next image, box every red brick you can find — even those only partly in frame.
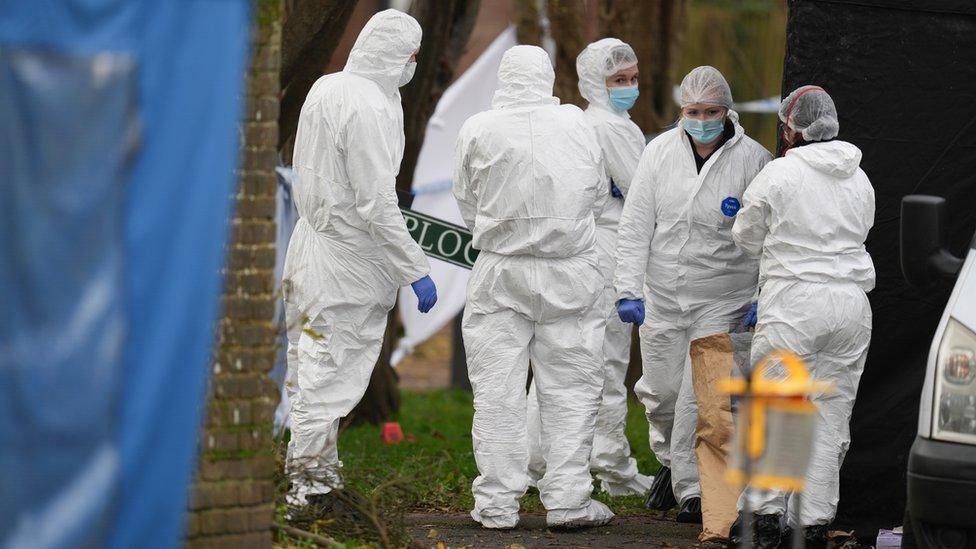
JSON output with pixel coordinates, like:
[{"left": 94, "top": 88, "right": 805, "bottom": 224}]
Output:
[
  {"left": 206, "top": 400, "right": 252, "bottom": 428},
  {"left": 235, "top": 195, "right": 276, "bottom": 219},
  {"left": 216, "top": 347, "right": 277, "bottom": 374},
  {"left": 249, "top": 403, "right": 275, "bottom": 428},
  {"left": 224, "top": 271, "right": 275, "bottom": 294},
  {"left": 219, "top": 320, "right": 277, "bottom": 346},
  {"left": 186, "top": 512, "right": 202, "bottom": 537},
  {"left": 198, "top": 454, "right": 276, "bottom": 482},
  {"left": 238, "top": 481, "right": 275, "bottom": 506},
  {"left": 228, "top": 245, "right": 275, "bottom": 270},
  {"left": 232, "top": 220, "right": 276, "bottom": 245},
  {"left": 247, "top": 70, "right": 278, "bottom": 98},
  {"left": 242, "top": 146, "right": 277, "bottom": 172},
  {"left": 222, "top": 295, "right": 275, "bottom": 322},
  {"left": 186, "top": 531, "right": 273, "bottom": 549},
  {"left": 244, "top": 122, "right": 278, "bottom": 148},
  {"left": 238, "top": 170, "right": 276, "bottom": 196},
  {"left": 245, "top": 95, "right": 279, "bottom": 123},
  {"left": 248, "top": 503, "right": 275, "bottom": 531}
]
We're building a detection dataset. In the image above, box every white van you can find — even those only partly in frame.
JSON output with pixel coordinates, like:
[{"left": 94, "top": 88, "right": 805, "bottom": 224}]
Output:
[{"left": 901, "top": 195, "right": 976, "bottom": 548}]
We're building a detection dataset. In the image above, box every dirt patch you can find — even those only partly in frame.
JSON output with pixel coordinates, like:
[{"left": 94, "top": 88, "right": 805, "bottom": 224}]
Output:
[{"left": 406, "top": 512, "right": 706, "bottom": 548}]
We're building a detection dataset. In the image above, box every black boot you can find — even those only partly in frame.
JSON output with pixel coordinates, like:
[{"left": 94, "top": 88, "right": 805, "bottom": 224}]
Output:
[
  {"left": 754, "top": 514, "right": 784, "bottom": 549},
  {"left": 676, "top": 497, "right": 703, "bottom": 524},
  {"left": 645, "top": 466, "right": 677, "bottom": 510},
  {"left": 727, "top": 513, "right": 782, "bottom": 549},
  {"left": 802, "top": 524, "right": 828, "bottom": 549}
]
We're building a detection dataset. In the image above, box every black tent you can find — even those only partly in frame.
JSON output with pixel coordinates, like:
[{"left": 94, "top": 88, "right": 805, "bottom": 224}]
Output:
[{"left": 783, "top": 0, "right": 976, "bottom": 537}]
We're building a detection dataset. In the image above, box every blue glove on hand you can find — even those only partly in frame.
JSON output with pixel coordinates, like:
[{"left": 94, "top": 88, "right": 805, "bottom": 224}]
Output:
[
  {"left": 617, "top": 298, "right": 645, "bottom": 325},
  {"left": 743, "top": 302, "right": 758, "bottom": 328},
  {"left": 411, "top": 275, "right": 437, "bottom": 313},
  {"left": 610, "top": 182, "right": 623, "bottom": 199}
]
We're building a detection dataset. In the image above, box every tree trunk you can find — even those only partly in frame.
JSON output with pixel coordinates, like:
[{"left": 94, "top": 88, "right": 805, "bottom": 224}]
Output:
[
  {"left": 278, "top": 0, "right": 358, "bottom": 163},
  {"left": 513, "top": 0, "right": 543, "bottom": 46},
  {"left": 350, "top": 0, "right": 482, "bottom": 424},
  {"left": 343, "top": 310, "right": 402, "bottom": 427},
  {"left": 546, "top": 0, "right": 587, "bottom": 108},
  {"left": 395, "top": 0, "right": 483, "bottom": 193},
  {"left": 598, "top": 0, "right": 687, "bottom": 134}
]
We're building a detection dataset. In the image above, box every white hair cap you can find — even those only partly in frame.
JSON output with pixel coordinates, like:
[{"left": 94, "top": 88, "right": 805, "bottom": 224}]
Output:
[{"left": 678, "top": 65, "right": 733, "bottom": 109}]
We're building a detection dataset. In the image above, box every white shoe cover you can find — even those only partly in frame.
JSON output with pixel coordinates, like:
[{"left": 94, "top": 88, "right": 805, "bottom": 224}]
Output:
[
  {"left": 600, "top": 473, "right": 655, "bottom": 497},
  {"left": 547, "top": 499, "right": 615, "bottom": 529},
  {"left": 470, "top": 509, "right": 519, "bottom": 529},
  {"left": 285, "top": 479, "right": 335, "bottom": 508}
]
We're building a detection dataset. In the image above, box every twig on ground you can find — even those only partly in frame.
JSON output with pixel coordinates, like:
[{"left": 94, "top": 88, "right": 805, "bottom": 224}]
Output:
[{"left": 273, "top": 523, "right": 344, "bottom": 548}]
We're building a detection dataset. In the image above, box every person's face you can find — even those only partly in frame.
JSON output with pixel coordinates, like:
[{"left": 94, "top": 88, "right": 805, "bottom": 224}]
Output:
[
  {"left": 782, "top": 125, "right": 801, "bottom": 145},
  {"left": 606, "top": 64, "right": 639, "bottom": 88},
  {"left": 682, "top": 103, "right": 727, "bottom": 121}
]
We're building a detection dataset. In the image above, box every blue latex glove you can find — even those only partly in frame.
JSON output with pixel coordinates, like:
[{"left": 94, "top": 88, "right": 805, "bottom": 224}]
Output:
[
  {"left": 617, "top": 298, "right": 645, "bottom": 325},
  {"left": 610, "top": 182, "right": 623, "bottom": 199},
  {"left": 411, "top": 275, "right": 438, "bottom": 313},
  {"left": 743, "top": 302, "right": 758, "bottom": 328}
]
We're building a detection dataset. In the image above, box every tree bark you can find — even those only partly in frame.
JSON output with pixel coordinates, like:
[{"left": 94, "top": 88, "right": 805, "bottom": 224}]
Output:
[
  {"left": 278, "top": 0, "right": 358, "bottom": 162},
  {"left": 350, "top": 0, "right": 482, "bottom": 424},
  {"left": 598, "top": 0, "right": 687, "bottom": 133},
  {"left": 395, "top": 0, "right": 483, "bottom": 193},
  {"left": 546, "top": 0, "right": 587, "bottom": 108},
  {"left": 344, "top": 310, "right": 402, "bottom": 427},
  {"left": 513, "top": 0, "right": 543, "bottom": 46}
]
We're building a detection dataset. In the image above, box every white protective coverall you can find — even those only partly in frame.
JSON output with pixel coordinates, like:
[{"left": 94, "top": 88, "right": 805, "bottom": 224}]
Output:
[
  {"left": 281, "top": 9, "right": 430, "bottom": 505},
  {"left": 454, "top": 45, "right": 614, "bottom": 529},
  {"left": 732, "top": 87, "right": 875, "bottom": 527},
  {"left": 525, "top": 38, "right": 652, "bottom": 497},
  {"left": 614, "top": 68, "right": 772, "bottom": 505}
]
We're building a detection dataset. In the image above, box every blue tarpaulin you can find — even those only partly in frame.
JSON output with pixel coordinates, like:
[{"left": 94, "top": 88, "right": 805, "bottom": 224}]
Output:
[{"left": 0, "top": 1, "right": 251, "bottom": 547}]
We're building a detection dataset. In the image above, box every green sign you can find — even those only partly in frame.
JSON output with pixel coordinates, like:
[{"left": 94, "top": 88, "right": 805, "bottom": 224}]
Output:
[{"left": 402, "top": 208, "right": 479, "bottom": 270}]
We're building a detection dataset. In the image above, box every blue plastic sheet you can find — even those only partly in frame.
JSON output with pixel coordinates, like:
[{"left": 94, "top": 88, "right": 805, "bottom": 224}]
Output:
[{"left": 0, "top": 2, "right": 250, "bottom": 548}]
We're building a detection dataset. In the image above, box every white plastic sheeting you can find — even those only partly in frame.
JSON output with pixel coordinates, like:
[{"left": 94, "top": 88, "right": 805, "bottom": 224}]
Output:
[{"left": 391, "top": 26, "right": 518, "bottom": 365}]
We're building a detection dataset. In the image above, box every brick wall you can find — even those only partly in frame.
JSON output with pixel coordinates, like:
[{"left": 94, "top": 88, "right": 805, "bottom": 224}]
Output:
[{"left": 186, "top": 3, "right": 282, "bottom": 548}]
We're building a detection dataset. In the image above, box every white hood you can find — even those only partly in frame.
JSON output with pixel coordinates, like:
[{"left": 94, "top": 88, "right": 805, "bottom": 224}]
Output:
[
  {"left": 576, "top": 37, "right": 628, "bottom": 113},
  {"left": 786, "top": 140, "right": 863, "bottom": 179},
  {"left": 491, "top": 45, "right": 559, "bottom": 110},
  {"left": 344, "top": 9, "right": 421, "bottom": 95}
]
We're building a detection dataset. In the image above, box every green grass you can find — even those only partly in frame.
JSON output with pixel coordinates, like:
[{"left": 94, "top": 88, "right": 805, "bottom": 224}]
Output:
[{"left": 333, "top": 389, "right": 661, "bottom": 516}]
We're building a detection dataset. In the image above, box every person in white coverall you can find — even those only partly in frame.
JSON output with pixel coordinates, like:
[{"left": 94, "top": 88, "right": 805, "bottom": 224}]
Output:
[
  {"left": 614, "top": 66, "right": 771, "bottom": 522},
  {"left": 454, "top": 45, "right": 614, "bottom": 530},
  {"left": 730, "top": 86, "right": 874, "bottom": 549},
  {"left": 282, "top": 9, "right": 438, "bottom": 509},
  {"left": 525, "top": 38, "right": 653, "bottom": 498}
]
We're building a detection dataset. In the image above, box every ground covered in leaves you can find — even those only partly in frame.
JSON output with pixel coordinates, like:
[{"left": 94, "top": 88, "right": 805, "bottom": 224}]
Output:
[{"left": 273, "top": 390, "right": 702, "bottom": 548}]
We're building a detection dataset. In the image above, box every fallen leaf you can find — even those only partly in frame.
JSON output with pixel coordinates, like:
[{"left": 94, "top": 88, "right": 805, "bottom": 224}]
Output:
[{"left": 427, "top": 528, "right": 438, "bottom": 539}]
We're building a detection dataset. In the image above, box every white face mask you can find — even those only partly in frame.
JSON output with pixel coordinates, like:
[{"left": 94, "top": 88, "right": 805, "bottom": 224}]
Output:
[{"left": 398, "top": 61, "right": 417, "bottom": 87}]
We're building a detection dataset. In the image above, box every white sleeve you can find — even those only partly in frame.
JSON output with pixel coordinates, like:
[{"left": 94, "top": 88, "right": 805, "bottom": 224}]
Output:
[
  {"left": 599, "top": 121, "right": 644, "bottom": 198},
  {"left": 345, "top": 109, "right": 430, "bottom": 286},
  {"left": 452, "top": 125, "right": 478, "bottom": 230},
  {"left": 613, "top": 145, "right": 657, "bottom": 301},
  {"left": 732, "top": 166, "right": 774, "bottom": 258}
]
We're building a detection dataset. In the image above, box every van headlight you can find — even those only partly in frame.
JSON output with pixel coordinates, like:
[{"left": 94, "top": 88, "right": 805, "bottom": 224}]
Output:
[{"left": 934, "top": 318, "right": 976, "bottom": 443}]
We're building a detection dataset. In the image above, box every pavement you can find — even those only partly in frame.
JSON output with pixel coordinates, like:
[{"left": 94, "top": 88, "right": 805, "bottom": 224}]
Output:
[{"left": 406, "top": 512, "right": 706, "bottom": 549}]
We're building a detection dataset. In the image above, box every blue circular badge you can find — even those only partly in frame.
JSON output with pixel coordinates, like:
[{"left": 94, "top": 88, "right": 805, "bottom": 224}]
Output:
[{"left": 721, "top": 196, "right": 741, "bottom": 217}]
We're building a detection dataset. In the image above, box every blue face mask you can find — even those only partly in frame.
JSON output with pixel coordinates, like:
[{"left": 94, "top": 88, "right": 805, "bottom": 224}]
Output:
[
  {"left": 608, "top": 85, "right": 639, "bottom": 112},
  {"left": 683, "top": 117, "right": 725, "bottom": 144}
]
